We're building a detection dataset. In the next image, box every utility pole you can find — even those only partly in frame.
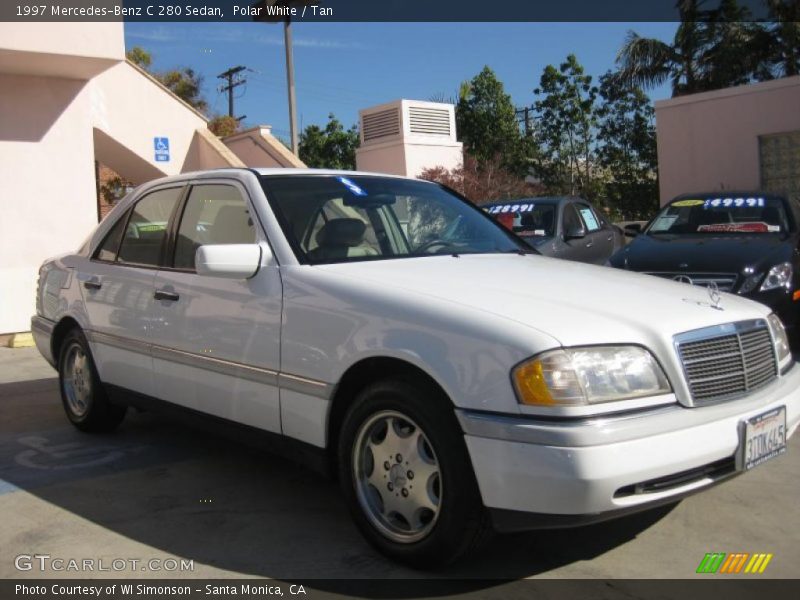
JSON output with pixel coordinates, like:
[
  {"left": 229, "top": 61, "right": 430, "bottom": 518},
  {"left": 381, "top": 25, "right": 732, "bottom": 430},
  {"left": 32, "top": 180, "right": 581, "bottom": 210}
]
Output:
[
  {"left": 217, "top": 65, "right": 247, "bottom": 119},
  {"left": 284, "top": 19, "right": 299, "bottom": 155},
  {"left": 515, "top": 105, "right": 535, "bottom": 137},
  {"left": 251, "top": 1, "right": 311, "bottom": 157}
]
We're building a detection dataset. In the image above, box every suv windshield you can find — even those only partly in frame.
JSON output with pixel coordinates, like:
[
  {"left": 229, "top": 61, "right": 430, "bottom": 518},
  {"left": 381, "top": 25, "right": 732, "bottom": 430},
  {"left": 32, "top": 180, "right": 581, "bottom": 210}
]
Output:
[
  {"left": 647, "top": 196, "right": 792, "bottom": 236},
  {"left": 260, "top": 175, "right": 528, "bottom": 264}
]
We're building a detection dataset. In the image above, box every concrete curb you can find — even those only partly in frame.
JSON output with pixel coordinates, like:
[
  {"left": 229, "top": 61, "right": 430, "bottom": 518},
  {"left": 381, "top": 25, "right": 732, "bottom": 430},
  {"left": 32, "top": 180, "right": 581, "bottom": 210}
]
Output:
[{"left": 1, "top": 332, "right": 34, "bottom": 348}]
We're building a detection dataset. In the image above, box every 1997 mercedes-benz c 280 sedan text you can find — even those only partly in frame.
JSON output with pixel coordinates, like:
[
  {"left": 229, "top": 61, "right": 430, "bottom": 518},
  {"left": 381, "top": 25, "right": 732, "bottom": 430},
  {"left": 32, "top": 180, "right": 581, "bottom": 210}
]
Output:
[{"left": 32, "top": 169, "right": 799, "bottom": 567}]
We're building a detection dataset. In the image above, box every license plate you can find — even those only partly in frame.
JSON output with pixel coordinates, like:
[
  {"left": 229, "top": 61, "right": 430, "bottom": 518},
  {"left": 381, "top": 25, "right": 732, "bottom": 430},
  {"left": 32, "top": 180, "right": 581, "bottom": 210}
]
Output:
[{"left": 739, "top": 407, "right": 787, "bottom": 471}]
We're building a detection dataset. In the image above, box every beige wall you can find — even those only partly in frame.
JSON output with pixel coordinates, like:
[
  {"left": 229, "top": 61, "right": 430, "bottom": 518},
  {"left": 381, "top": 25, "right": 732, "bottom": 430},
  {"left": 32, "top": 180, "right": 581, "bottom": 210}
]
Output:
[
  {"left": 224, "top": 127, "right": 305, "bottom": 169},
  {"left": 656, "top": 76, "right": 800, "bottom": 205},
  {"left": 0, "top": 22, "right": 124, "bottom": 80},
  {"left": 0, "top": 74, "right": 98, "bottom": 333},
  {"left": 355, "top": 141, "right": 408, "bottom": 176},
  {"left": 0, "top": 33, "right": 251, "bottom": 334}
]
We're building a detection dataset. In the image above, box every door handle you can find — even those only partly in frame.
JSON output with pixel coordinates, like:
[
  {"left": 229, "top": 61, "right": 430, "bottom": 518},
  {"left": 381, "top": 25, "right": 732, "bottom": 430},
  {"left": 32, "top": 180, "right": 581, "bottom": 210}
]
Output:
[
  {"left": 154, "top": 289, "right": 180, "bottom": 302},
  {"left": 607, "top": 236, "right": 613, "bottom": 241},
  {"left": 585, "top": 242, "right": 594, "bottom": 248},
  {"left": 83, "top": 280, "right": 102, "bottom": 291}
]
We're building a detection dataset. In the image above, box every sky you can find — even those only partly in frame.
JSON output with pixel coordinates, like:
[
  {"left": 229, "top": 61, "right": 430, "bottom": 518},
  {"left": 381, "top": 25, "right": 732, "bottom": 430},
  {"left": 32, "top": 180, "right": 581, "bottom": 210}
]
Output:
[{"left": 124, "top": 22, "right": 679, "bottom": 141}]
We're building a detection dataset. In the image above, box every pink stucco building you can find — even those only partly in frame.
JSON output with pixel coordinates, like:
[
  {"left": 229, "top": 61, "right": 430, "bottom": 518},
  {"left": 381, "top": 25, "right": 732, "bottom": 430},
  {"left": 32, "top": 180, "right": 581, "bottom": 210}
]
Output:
[
  {"left": 0, "top": 23, "right": 304, "bottom": 337},
  {"left": 655, "top": 75, "right": 800, "bottom": 206}
]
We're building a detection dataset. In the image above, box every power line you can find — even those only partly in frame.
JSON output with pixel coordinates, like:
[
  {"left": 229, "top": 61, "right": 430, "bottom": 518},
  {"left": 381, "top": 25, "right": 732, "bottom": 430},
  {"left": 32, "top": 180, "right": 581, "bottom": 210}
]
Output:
[{"left": 217, "top": 65, "right": 247, "bottom": 119}]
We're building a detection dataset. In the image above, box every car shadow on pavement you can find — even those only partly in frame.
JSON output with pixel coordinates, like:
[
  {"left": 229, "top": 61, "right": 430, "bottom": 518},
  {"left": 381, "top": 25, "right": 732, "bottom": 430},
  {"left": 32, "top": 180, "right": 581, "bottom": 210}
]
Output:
[{"left": 0, "top": 377, "right": 675, "bottom": 591}]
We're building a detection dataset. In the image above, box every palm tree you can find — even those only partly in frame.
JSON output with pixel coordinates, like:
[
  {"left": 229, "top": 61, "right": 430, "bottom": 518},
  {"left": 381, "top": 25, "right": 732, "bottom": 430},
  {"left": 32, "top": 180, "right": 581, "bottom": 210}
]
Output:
[
  {"left": 614, "top": 0, "right": 763, "bottom": 97},
  {"left": 753, "top": 0, "right": 800, "bottom": 79}
]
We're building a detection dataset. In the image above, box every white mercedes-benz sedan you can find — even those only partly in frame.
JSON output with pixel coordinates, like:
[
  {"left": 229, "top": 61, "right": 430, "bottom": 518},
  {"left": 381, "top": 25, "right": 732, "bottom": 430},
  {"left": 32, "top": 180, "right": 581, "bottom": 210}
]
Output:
[{"left": 32, "top": 168, "right": 799, "bottom": 567}]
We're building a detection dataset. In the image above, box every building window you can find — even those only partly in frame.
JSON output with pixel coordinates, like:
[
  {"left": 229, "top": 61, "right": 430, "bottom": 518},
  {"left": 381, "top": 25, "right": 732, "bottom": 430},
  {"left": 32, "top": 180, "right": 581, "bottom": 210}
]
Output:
[{"left": 760, "top": 131, "right": 800, "bottom": 204}]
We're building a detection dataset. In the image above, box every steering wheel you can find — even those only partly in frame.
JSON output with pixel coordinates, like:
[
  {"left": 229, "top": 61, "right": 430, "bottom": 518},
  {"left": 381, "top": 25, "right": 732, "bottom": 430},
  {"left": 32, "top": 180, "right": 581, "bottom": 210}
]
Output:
[{"left": 415, "top": 238, "right": 458, "bottom": 254}]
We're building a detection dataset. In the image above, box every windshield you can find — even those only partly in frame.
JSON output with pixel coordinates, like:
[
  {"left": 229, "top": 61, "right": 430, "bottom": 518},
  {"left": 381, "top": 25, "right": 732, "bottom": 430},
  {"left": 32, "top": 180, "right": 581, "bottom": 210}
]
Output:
[
  {"left": 260, "top": 175, "right": 529, "bottom": 264},
  {"left": 647, "top": 196, "right": 791, "bottom": 236},
  {"left": 484, "top": 202, "right": 556, "bottom": 237}
]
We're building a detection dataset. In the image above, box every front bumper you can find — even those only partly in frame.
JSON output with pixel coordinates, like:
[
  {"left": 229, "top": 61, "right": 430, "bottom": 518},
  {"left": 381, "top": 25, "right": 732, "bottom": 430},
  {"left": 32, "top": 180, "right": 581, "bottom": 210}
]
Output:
[{"left": 459, "top": 363, "right": 800, "bottom": 532}]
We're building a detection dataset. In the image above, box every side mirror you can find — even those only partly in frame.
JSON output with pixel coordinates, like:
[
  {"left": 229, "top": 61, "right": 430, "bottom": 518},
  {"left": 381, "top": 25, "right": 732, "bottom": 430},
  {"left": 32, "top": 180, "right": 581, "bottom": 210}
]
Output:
[
  {"left": 196, "top": 244, "right": 264, "bottom": 279},
  {"left": 624, "top": 223, "right": 643, "bottom": 237},
  {"left": 564, "top": 225, "right": 586, "bottom": 240}
]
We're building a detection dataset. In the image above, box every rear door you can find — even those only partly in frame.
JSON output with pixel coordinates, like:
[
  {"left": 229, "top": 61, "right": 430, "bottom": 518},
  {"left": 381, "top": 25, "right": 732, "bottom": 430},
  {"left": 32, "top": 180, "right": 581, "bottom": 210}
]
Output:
[
  {"left": 148, "top": 180, "right": 283, "bottom": 433},
  {"left": 79, "top": 186, "right": 184, "bottom": 396}
]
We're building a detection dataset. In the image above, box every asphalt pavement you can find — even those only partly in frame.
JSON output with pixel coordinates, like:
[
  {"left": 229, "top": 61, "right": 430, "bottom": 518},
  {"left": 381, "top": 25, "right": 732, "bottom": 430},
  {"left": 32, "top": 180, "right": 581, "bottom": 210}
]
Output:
[{"left": 0, "top": 346, "right": 797, "bottom": 584}]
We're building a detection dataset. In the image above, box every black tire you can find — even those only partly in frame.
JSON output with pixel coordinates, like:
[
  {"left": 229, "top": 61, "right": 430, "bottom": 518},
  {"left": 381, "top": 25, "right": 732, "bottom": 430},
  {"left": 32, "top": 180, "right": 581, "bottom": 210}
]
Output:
[
  {"left": 57, "top": 328, "right": 126, "bottom": 433},
  {"left": 338, "top": 378, "right": 491, "bottom": 568}
]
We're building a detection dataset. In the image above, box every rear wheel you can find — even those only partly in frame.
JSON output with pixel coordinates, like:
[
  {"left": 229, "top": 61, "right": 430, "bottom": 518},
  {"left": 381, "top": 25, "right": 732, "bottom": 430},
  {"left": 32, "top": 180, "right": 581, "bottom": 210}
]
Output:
[
  {"left": 58, "top": 328, "right": 126, "bottom": 432},
  {"left": 338, "top": 379, "right": 490, "bottom": 568}
]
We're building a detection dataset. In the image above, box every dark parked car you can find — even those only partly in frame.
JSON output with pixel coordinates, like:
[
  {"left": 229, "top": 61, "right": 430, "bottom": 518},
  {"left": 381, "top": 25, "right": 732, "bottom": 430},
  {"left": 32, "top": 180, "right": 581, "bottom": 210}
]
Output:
[
  {"left": 609, "top": 192, "right": 800, "bottom": 335},
  {"left": 484, "top": 196, "right": 624, "bottom": 264}
]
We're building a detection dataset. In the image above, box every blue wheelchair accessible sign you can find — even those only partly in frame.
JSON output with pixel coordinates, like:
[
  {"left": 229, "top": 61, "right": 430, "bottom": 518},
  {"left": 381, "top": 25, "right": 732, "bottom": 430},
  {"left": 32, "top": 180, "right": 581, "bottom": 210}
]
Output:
[{"left": 154, "top": 137, "right": 170, "bottom": 162}]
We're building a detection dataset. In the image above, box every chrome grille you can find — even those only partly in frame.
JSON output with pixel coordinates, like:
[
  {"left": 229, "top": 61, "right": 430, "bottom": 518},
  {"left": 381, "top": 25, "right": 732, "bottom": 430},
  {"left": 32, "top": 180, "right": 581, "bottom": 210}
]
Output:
[
  {"left": 676, "top": 322, "right": 777, "bottom": 403},
  {"left": 647, "top": 272, "right": 737, "bottom": 292}
]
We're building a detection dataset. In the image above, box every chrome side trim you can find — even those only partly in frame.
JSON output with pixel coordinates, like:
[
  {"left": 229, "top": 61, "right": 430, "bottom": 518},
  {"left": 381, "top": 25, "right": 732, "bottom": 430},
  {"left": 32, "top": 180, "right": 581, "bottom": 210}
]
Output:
[
  {"left": 85, "top": 330, "right": 331, "bottom": 399},
  {"left": 87, "top": 330, "right": 151, "bottom": 355},
  {"left": 150, "top": 343, "right": 279, "bottom": 387},
  {"left": 31, "top": 315, "right": 55, "bottom": 336},
  {"left": 278, "top": 372, "right": 333, "bottom": 399}
]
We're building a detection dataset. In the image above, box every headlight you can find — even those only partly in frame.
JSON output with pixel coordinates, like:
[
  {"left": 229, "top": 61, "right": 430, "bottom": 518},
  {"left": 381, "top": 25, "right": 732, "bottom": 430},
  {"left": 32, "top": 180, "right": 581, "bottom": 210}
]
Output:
[
  {"left": 760, "top": 262, "right": 792, "bottom": 292},
  {"left": 738, "top": 271, "right": 762, "bottom": 294},
  {"left": 767, "top": 313, "right": 791, "bottom": 365},
  {"left": 513, "top": 346, "right": 671, "bottom": 407}
]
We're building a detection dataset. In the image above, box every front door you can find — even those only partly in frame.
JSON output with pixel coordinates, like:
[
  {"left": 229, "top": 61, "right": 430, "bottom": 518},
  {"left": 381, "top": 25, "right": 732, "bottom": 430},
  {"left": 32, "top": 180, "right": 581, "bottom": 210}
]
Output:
[
  {"left": 559, "top": 202, "right": 596, "bottom": 263},
  {"left": 149, "top": 181, "right": 283, "bottom": 433}
]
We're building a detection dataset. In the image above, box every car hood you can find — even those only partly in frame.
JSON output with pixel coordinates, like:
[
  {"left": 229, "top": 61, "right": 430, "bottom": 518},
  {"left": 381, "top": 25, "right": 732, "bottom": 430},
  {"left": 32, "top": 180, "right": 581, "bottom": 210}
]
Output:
[
  {"left": 618, "top": 234, "right": 793, "bottom": 273},
  {"left": 315, "top": 253, "right": 770, "bottom": 348}
]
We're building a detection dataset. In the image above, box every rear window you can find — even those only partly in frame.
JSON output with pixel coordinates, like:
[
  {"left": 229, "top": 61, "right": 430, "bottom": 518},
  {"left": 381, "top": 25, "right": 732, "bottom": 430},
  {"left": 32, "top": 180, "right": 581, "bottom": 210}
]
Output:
[
  {"left": 485, "top": 202, "right": 556, "bottom": 237},
  {"left": 648, "top": 196, "right": 792, "bottom": 235}
]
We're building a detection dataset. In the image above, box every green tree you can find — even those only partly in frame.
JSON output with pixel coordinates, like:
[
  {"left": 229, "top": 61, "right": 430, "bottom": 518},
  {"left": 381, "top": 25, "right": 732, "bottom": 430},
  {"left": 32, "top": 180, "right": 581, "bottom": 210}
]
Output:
[
  {"left": 614, "top": 0, "right": 781, "bottom": 97},
  {"left": 456, "top": 67, "right": 530, "bottom": 176},
  {"left": 124, "top": 46, "right": 207, "bottom": 112},
  {"left": 126, "top": 46, "right": 152, "bottom": 69},
  {"left": 208, "top": 115, "right": 240, "bottom": 138},
  {"left": 299, "top": 113, "right": 359, "bottom": 170},
  {"left": 596, "top": 72, "right": 659, "bottom": 219},
  {"left": 159, "top": 67, "right": 207, "bottom": 112},
  {"left": 532, "top": 54, "right": 598, "bottom": 198},
  {"left": 751, "top": 0, "right": 800, "bottom": 80}
]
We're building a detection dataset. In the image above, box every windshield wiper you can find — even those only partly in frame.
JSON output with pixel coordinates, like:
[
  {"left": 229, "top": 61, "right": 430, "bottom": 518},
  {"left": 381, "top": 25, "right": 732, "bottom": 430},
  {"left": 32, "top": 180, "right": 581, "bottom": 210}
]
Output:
[{"left": 499, "top": 247, "right": 536, "bottom": 255}]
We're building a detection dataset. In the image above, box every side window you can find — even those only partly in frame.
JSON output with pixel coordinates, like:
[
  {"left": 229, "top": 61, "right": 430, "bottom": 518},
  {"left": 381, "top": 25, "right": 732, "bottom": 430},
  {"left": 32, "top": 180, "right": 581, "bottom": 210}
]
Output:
[
  {"left": 577, "top": 204, "right": 601, "bottom": 232},
  {"left": 173, "top": 185, "right": 256, "bottom": 270},
  {"left": 117, "top": 187, "right": 182, "bottom": 267},
  {"left": 563, "top": 203, "right": 583, "bottom": 234},
  {"left": 93, "top": 209, "right": 129, "bottom": 262}
]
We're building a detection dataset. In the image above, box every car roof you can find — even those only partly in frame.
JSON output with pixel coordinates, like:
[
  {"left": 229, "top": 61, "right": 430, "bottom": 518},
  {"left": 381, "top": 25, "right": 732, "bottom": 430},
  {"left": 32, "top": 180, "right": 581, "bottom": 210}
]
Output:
[
  {"left": 670, "top": 191, "right": 788, "bottom": 202},
  {"left": 132, "top": 168, "right": 426, "bottom": 191},
  {"left": 482, "top": 196, "right": 583, "bottom": 208}
]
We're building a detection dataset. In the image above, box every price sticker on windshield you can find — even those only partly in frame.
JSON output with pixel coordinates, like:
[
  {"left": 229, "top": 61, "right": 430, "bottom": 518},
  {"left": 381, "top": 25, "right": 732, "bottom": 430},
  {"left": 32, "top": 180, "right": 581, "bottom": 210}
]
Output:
[{"left": 704, "top": 197, "right": 765, "bottom": 209}]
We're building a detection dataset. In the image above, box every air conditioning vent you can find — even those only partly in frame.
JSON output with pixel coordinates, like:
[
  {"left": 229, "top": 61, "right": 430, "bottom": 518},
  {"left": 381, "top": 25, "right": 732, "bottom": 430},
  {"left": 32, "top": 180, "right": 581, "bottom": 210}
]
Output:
[
  {"left": 362, "top": 108, "right": 400, "bottom": 142},
  {"left": 408, "top": 106, "right": 451, "bottom": 136}
]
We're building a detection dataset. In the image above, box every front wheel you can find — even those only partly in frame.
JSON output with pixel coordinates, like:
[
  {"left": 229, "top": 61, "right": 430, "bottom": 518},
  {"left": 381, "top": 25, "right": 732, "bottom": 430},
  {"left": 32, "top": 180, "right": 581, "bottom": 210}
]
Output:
[
  {"left": 338, "top": 379, "right": 490, "bottom": 568},
  {"left": 58, "top": 328, "right": 126, "bottom": 433}
]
